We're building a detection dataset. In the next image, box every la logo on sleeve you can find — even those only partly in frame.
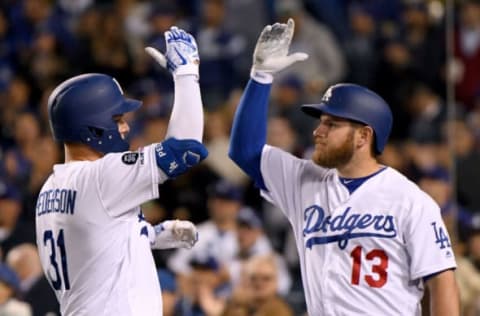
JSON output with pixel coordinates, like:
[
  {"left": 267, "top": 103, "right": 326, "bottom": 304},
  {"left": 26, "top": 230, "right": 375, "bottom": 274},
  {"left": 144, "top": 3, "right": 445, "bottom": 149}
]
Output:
[{"left": 431, "top": 222, "right": 451, "bottom": 249}]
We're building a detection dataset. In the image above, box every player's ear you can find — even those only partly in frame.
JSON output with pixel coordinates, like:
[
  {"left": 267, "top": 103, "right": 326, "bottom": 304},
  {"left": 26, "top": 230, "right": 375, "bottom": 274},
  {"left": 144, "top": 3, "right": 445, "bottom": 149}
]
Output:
[{"left": 356, "top": 125, "right": 374, "bottom": 151}]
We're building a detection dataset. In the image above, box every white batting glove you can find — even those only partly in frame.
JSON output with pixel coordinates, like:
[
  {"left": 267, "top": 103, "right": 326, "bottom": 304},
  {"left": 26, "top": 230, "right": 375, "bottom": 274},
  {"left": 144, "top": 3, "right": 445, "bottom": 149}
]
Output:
[
  {"left": 148, "top": 220, "right": 198, "bottom": 249},
  {"left": 145, "top": 26, "right": 200, "bottom": 79},
  {"left": 251, "top": 18, "right": 308, "bottom": 84}
]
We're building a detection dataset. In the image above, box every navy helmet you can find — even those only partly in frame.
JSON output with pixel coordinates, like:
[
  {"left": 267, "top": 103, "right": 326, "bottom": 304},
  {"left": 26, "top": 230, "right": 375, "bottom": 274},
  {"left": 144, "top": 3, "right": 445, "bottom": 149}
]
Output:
[
  {"left": 301, "top": 83, "right": 393, "bottom": 154},
  {"left": 48, "top": 73, "right": 142, "bottom": 154}
]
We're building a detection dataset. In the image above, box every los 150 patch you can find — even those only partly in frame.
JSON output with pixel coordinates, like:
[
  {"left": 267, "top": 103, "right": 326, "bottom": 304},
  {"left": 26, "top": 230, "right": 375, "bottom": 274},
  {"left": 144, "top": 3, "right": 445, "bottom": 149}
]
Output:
[{"left": 122, "top": 152, "right": 141, "bottom": 165}]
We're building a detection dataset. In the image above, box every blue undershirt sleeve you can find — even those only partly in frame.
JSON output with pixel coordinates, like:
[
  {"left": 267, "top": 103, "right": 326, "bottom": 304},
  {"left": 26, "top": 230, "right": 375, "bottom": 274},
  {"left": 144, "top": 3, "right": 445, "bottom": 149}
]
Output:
[{"left": 228, "top": 79, "right": 271, "bottom": 191}]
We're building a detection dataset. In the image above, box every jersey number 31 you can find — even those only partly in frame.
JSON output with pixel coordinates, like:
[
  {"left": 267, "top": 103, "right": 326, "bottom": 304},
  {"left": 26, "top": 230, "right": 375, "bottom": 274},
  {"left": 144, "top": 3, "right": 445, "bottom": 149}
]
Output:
[{"left": 43, "top": 229, "right": 71, "bottom": 290}]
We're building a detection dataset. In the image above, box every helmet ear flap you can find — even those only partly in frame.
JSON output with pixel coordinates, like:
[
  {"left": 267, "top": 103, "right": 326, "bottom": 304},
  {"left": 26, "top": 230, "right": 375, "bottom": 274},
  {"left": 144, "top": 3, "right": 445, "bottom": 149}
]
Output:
[
  {"left": 79, "top": 126, "right": 128, "bottom": 153},
  {"left": 88, "top": 126, "right": 104, "bottom": 138},
  {"left": 79, "top": 127, "right": 95, "bottom": 145}
]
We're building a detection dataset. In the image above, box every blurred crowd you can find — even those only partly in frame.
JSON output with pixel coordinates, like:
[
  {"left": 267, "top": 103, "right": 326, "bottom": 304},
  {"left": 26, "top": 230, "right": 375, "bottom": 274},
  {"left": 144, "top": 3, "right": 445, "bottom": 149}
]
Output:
[{"left": 1, "top": 0, "right": 480, "bottom": 315}]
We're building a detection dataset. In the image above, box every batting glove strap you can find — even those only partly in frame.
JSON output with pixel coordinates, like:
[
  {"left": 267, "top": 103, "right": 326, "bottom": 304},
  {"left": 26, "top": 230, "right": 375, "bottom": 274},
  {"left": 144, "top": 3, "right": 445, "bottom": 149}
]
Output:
[
  {"left": 150, "top": 220, "right": 198, "bottom": 249},
  {"left": 145, "top": 26, "right": 200, "bottom": 79},
  {"left": 250, "top": 69, "right": 274, "bottom": 84},
  {"left": 155, "top": 138, "right": 208, "bottom": 179},
  {"left": 171, "top": 64, "right": 199, "bottom": 79}
]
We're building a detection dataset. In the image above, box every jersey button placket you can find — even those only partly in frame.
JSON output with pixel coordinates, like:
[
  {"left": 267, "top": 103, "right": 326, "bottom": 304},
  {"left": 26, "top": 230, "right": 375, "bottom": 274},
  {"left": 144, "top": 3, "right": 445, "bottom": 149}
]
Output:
[
  {"left": 321, "top": 205, "right": 337, "bottom": 315},
  {"left": 325, "top": 203, "right": 349, "bottom": 315}
]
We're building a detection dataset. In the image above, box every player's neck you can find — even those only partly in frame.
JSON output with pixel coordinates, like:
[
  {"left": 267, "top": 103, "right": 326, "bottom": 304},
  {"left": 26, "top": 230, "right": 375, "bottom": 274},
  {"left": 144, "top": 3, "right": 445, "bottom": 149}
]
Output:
[
  {"left": 337, "top": 156, "right": 382, "bottom": 179},
  {"left": 64, "top": 143, "right": 103, "bottom": 162}
]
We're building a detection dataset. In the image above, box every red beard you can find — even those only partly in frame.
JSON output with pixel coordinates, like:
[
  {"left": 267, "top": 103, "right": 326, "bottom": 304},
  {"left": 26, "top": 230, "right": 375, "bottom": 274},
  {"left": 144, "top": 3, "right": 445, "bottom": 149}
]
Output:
[{"left": 312, "top": 130, "right": 355, "bottom": 168}]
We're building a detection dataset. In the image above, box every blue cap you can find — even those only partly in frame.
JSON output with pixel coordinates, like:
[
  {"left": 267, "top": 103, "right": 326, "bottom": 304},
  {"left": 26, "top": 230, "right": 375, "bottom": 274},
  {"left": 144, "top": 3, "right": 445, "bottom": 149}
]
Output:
[
  {"left": 237, "top": 207, "right": 263, "bottom": 228},
  {"left": 190, "top": 256, "right": 220, "bottom": 271},
  {"left": 0, "top": 264, "right": 20, "bottom": 291},
  {"left": 149, "top": 3, "right": 178, "bottom": 19},
  {"left": 0, "top": 180, "right": 21, "bottom": 201},
  {"left": 278, "top": 75, "right": 303, "bottom": 91},
  {"left": 0, "top": 62, "right": 13, "bottom": 92},
  {"left": 419, "top": 167, "right": 450, "bottom": 182},
  {"left": 208, "top": 179, "right": 243, "bottom": 201}
]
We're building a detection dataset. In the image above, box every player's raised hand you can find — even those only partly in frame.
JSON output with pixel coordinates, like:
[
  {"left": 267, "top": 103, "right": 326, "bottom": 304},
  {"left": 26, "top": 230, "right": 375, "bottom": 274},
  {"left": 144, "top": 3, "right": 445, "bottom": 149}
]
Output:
[
  {"left": 149, "top": 220, "right": 198, "bottom": 249},
  {"left": 251, "top": 18, "right": 308, "bottom": 78},
  {"left": 145, "top": 26, "right": 200, "bottom": 78},
  {"left": 155, "top": 138, "right": 208, "bottom": 179}
]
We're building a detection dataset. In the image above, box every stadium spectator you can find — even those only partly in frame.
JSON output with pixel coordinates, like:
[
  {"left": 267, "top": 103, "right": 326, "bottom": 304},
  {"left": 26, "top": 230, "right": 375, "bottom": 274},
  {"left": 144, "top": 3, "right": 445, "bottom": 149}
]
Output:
[
  {"left": 455, "top": 0, "right": 480, "bottom": 109},
  {"left": 274, "top": 0, "right": 346, "bottom": 101},
  {"left": 448, "top": 120, "right": 480, "bottom": 213},
  {"left": 2, "top": 112, "right": 40, "bottom": 189},
  {"left": 343, "top": 4, "right": 379, "bottom": 88},
  {"left": 6, "top": 243, "right": 59, "bottom": 316},
  {"left": 223, "top": 0, "right": 272, "bottom": 80},
  {"left": 400, "top": 2, "right": 445, "bottom": 94},
  {"left": 0, "top": 77, "right": 32, "bottom": 150},
  {"left": 157, "top": 268, "right": 178, "bottom": 316},
  {"left": 0, "top": 181, "right": 34, "bottom": 255},
  {"left": 228, "top": 207, "right": 291, "bottom": 296},
  {"left": 145, "top": 2, "right": 180, "bottom": 92},
  {"left": 223, "top": 254, "right": 293, "bottom": 316},
  {"left": 270, "top": 76, "right": 316, "bottom": 147},
  {"left": 203, "top": 109, "right": 249, "bottom": 186},
  {"left": 0, "top": 263, "right": 31, "bottom": 316},
  {"left": 405, "top": 83, "right": 448, "bottom": 144},
  {"left": 167, "top": 179, "right": 243, "bottom": 295},
  {"left": 196, "top": 0, "right": 246, "bottom": 109}
]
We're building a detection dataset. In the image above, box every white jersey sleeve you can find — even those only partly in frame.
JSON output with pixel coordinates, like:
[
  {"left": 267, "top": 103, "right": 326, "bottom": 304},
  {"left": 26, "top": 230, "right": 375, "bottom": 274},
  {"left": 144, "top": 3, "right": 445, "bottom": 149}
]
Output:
[
  {"left": 402, "top": 191, "right": 456, "bottom": 280},
  {"left": 93, "top": 144, "right": 167, "bottom": 217}
]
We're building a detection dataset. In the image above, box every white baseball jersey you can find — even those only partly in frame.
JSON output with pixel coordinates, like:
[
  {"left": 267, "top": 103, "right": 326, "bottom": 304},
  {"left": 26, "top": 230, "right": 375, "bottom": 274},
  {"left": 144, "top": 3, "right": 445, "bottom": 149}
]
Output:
[
  {"left": 260, "top": 145, "right": 456, "bottom": 316},
  {"left": 35, "top": 144, "right": 166, "bottom": 316}
]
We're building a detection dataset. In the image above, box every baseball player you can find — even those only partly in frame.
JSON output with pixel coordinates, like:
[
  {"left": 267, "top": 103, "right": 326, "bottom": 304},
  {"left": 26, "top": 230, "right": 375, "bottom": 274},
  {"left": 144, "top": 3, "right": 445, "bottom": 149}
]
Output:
[
  {"left": 229, "top": 19, "right": 459, "bottom": 315},
  {"left": 35, "top": 27, "right": 207, "bottom": 316}
]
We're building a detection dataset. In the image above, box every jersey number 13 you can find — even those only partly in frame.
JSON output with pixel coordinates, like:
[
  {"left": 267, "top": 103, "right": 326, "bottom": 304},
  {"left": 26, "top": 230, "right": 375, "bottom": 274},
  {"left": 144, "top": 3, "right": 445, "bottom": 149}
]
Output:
[{"left": 350, "top": 246, "right": 388, "bottom": 288}]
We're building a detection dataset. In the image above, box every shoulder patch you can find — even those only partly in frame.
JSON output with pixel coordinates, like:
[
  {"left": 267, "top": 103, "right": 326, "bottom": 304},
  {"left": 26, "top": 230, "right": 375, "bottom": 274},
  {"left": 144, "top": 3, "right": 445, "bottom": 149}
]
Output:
[{"left": 121, "top": 152, "right": 139, "bottom": 165}]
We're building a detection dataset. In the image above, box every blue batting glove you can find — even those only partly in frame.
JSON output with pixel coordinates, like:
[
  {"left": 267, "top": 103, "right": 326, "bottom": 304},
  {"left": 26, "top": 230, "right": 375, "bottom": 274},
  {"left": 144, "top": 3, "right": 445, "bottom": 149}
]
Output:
[
  {"left": 155, "top": 138, "right": 208, "bottom": 178},
  {"left": 145, "top": 26, "right": 199, "bottom": 78}
]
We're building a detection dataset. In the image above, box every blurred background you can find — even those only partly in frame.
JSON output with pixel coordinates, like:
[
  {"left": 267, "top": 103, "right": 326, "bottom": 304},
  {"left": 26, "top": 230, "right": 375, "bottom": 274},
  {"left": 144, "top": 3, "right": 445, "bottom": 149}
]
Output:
[{"left": 0, "top": 0, "right": 479, "bottom": 315}]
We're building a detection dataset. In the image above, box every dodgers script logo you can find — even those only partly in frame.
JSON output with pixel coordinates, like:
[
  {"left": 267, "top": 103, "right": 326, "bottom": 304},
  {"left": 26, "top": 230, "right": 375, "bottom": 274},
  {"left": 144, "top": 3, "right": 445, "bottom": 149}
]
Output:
[{"left": 303, "top": 205, "right": 397, "bottom": 249}]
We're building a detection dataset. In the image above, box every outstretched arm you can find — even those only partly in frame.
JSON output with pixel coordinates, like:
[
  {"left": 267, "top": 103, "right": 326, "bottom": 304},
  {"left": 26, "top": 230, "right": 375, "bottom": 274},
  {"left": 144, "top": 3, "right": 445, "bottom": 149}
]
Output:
[
  {"left": 146, "top": 27, "right": 203, "bottom": 142},
  {"left": 143, "top": 28, "right": 206, "bottom": 250},
  {"left": 228, "top": 19, "right": 308, "bottom": 190},
  {"left": 145, "top": 27, "right": 207, "bottom": 179},
  {"left": 229, "top": 79, "right": 271, "bottom": 190}
]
